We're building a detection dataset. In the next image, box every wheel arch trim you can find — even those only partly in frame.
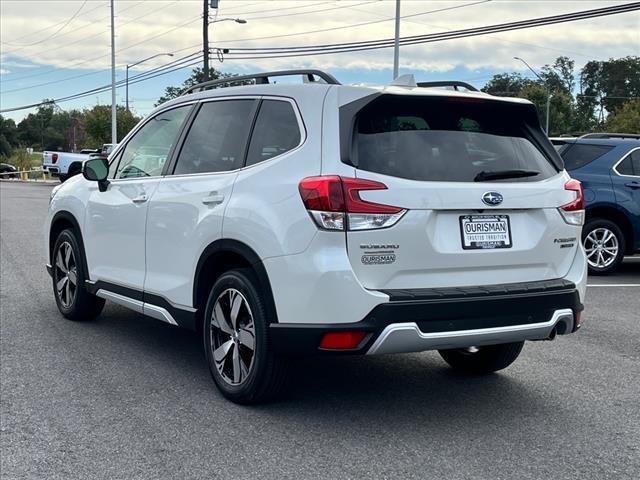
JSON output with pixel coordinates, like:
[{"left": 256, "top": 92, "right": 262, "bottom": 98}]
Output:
[
  {"left": 49, "top": 210, "right": 90, "bottom": 281},
  {"left": 193, "top": 239, "right": 279, "bottom": 324}
]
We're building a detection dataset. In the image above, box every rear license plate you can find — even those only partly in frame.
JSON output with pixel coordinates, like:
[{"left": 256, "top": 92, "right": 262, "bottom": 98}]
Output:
[{"left": 460, "top": 215, "right": 512, "bottom": 250}]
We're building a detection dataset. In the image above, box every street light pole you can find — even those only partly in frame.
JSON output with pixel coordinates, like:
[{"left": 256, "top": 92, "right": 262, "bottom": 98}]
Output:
[
  {"left": 125, "top": 53, "right": 174, "bottom": 111},
  {"left": 110, "top": 0, "right": 117, "bottom": 145},
  {"left": 393, "top": 0, "right": 401, "bottom": 79},
  {"left": 204, "top": 16, "right": 247, "bottom": 79},
  {"left": 514, "top": 56, "right": 551, "bottom": 135}
]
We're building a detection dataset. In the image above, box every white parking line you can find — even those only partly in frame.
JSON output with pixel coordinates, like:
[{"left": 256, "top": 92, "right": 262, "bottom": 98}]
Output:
[{"left": 587, "top": 284, "right": 640, "bottom": 287}]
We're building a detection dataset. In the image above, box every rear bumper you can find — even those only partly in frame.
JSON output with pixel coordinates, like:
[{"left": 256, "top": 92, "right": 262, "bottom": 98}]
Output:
[
  {"left": 43, "top": 166, "right": 59, "bottom": 175},
  {"left": 269, "top": 279, "right": 583, "bottom": 355}
]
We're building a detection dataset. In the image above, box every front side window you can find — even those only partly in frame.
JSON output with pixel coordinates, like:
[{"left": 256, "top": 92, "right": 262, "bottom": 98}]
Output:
[
  {"left": 173, "top": 99, "right": 256, "bottom": 175},
  {"left": 351, "top": 96, "right": 558, "bottom": 182},
  {"left": 246, "top": 100, "right": 302, "bottom": 166},
  {"left": 115, "top": 106, "right": 190, "bottom": 179}
]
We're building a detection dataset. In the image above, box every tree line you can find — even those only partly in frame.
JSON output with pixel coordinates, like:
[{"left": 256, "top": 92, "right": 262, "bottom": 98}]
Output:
[
  {"left": 0, "top": 103, "right": 140, "bottom": 160},
  {"left": 481, "top": 55, "right": 639, "bottom": 134},
  {"left": 1, "top": 57, "right": 638, "bottom": 164}
]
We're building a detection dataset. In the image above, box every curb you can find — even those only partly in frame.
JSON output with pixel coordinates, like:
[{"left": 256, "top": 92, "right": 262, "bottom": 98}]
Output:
[{"left": 0, "top": 179, "right": 59, "bottom": 186}]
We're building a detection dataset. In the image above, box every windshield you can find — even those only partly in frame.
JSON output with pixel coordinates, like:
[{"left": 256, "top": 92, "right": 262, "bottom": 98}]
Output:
[{"left": 352, "top": 96, "right": 558, "bottom": 182}]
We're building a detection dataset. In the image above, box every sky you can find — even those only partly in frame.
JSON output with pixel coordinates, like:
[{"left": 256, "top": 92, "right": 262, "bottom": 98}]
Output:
[{"left": 1, "top": 0, "right": 639, "bottom": 123}]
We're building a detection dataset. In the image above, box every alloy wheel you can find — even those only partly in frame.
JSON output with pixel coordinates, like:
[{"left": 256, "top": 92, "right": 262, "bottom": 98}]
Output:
[
  {"left": 584, "top": 227, "right": 619, "bottom": 269},
  {"left": 54, "top": 241, "right": 78, "bottom": 308},
  {"left": 210, "top": 288, "right": 256, "bottom": 386}
]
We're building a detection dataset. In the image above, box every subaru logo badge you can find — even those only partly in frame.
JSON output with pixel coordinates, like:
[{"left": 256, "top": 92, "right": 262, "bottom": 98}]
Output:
[{"left": 482, "top": 191, "right": 503, "bottom": 206}]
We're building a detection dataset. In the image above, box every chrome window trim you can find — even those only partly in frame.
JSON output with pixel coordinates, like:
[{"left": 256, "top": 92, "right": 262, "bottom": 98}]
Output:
[
  {"left": 612, "top": 146, "right": 640, "bottom": 178},
  {"left": 165, "top": 95, "right": 307, "bottom": 179}
]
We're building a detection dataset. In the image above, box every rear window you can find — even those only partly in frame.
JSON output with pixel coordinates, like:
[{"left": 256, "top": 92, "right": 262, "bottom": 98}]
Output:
[
  {"left": 352, "top": 96, "right": 558, "bottom": 182},
  {"left": 559, "top": 143, "right": 614, "bottom": 171}
]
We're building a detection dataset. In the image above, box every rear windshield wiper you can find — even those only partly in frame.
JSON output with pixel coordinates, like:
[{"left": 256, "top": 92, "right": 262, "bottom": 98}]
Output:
[{"left": 474, "top": 169, "right": 540, "bottom": 182}]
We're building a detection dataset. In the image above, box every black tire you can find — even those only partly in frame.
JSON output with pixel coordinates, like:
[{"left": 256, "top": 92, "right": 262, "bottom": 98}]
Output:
[
  {"left": 52, "top": 229, "right": 105, "bottom": 321},
  {"left": 203, "top": 268, "right": 287, "bottom": 404},
  {"left": 58, "top": 174, "right": 68, "bottom": 183},
  {"left": 438, "top": 342, "right": 524, "bottom": 374},
  {"left": 67, "top": 163, "right": 82, "bottom": 179},
  {"left": 582, "top": 218, "right": 626, "bottom": 275}
]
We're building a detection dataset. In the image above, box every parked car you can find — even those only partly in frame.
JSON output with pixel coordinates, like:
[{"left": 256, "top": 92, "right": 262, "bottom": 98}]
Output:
[
  {"left": 552, "top": 134, "right": 640, "bottom": 274},
  {"left": 0, "top": 163, "right": 19, "bottom": 179},
  {"left": 46, "top": 70, "right": 586, "bottom": 404},
  {"left": 43, "top": 143, "right": 116, "bottom": 182}
]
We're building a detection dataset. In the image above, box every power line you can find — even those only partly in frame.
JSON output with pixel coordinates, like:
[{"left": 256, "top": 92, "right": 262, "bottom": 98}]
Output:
[
  {"left": 2, "top": 14, "right": 199, "bottom": 88},
  {"left": 213, "top": 0, "right": 488, "bottom": 44},
  {"left": 0, "top": 1, "right": 106, "bottom": 47},
  {"left": 2, "top": 51, "right": 201, "bottom": 95},
  {"left": 344, "top": 2, "right": 594, "bottom": 59},
  {"left": 1, "top": 0, "right": 372, "bottom": 88},
  {"left": 2, "top": 2, "right": 639, "bottom": 113},
  {"left": 1, "top": 1, "right": 184, "bottom": 83},
  {"left": 239, "top": 0, "right": 381, "bottom": 22},
  {"left": 217, "top": 2, "right": 640, "bottom": 57},
  {"left": 0, "top": 53, "right": 203, "bottom": 113},
  {"left": 1, "top": 0, "right": 89, "bottom": 50}
]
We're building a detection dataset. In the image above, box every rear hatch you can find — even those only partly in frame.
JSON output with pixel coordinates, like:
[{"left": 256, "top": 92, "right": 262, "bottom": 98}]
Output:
[{"left": 341, "top": 93, "right": 582, "bottom": 290}]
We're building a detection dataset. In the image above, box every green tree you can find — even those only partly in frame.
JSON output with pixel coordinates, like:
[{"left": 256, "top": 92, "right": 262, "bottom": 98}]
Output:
[
  {"left": 605, "top": 100, "right": 640, "bottom": 133},
  {"left": 580, "top": 56, "right": 640, "bottom": 122},
  {"left": 481, "top": 73, "right": 533, "bottom": 96},
  {"left": 155, "top": 67, "right": 231, "bottom": 106},
  {"left": 0, "top": 115, "right": 18, "bottom": 158},
  {"left": 16, "top": 101, "right": 55, "bottom": 149},
  {"left": 83, "top": 105, "right": 141, "bottom": 146}
]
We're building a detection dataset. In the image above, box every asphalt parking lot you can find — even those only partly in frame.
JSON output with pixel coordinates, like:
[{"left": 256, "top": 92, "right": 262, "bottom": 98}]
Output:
[{"left": 1, "top": 181, "right": 639, "bottom": 480}]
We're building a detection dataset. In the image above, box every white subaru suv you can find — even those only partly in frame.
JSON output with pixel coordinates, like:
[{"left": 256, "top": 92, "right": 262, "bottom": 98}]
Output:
[{"left": 45, "top": 70, "right": 587, "bottom": 404}]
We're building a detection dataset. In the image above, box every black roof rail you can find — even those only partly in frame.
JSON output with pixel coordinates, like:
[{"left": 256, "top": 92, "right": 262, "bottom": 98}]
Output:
[
  {"left": 182, "top": 69, "right": 340, "bottom": 95},
  {"left": 579, "top": 132, "right": 640, "bottom": 140},
  {"left": 416, "top": 81, "right": 479, "bottom": 92}
]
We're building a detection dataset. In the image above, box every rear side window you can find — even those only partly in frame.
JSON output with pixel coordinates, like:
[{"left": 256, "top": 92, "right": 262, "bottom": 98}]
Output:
[
  {"left": 559, "top": 144, "right": 614, "bottom": 171},
  {"left": 616, "top": 150, "right": 640, "bottom": 176},
  {"left": 351, "top": 96, "right": 558, "bottom": 182},
  {"left": 174, "top": 99, "right": 255, "bottom": 175},
  {"left": 246, "top": 100, "right": 301, "bottom": 166}
]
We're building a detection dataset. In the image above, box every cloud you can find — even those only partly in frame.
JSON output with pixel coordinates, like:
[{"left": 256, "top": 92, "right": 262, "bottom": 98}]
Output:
[
  {"left": 1, "top": 0, "right": 638, "bottom": 76},
  {"left": 0, "top": 69, "right": 10, "bottom": 75}
]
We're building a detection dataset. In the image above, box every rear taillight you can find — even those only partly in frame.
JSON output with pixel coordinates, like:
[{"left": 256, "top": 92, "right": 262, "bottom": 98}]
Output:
[
  {"left": 558, "top": 179, "right": 584, "bottom": 226},
  {"left": 52, "top": 153, "right": 58, "bottom": 164},
  {"left": 298, "top": 176, "right": 406, "bottom": 231},
  {"left": 319, "top": 331, "right": 368, "bottom": 350}
]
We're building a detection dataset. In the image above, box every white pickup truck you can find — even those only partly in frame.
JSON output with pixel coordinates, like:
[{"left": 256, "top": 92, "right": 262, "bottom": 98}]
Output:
[{"left": 43, "top": 144, "right": 115, "bottom": 182}]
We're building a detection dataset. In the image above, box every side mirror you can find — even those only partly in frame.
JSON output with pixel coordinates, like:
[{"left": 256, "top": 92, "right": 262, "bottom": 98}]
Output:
[{"left": 82, "top": 157, "right": 110, "bottom": 192}]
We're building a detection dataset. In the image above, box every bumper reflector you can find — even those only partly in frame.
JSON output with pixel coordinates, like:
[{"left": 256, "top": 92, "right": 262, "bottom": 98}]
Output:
[
  {"left": 319, "top": 331, "right": 367, "bottom": 350},
  {"left": 574, "top": 310, "right": 582, "bottom": 330}
]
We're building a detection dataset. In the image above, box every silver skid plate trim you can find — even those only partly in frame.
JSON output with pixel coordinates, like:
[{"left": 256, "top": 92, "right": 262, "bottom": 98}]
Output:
[
  {"left": 95, "top": 289, "right": 178, "bottom": 326},
  {"left": 367, "top": 309, "right": 574, "bottom": 355},
  {"left": 96, "top": 289, "right": 143, "bottom": 314}
]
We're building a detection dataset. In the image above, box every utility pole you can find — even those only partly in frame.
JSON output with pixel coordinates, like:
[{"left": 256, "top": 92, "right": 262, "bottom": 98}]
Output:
[
  {"left": 110, "top": 0, "right": 117, "bottom": 145},
  {"left": 203, "top": 0, "right": 210, "bottom": 81},
  {"left": 393, "top": 0, "right": 400, "bottom": 79}
]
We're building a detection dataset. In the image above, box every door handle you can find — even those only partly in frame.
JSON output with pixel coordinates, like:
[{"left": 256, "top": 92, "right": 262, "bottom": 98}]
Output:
[
  {"left": 132, "top": 194, "right": 148, "bottom": 203},
  {"left": 202, "top": 193, "right": 225, "bottom": 205},
  {"left": 625, "top": 182, "right": 640, "bottom": 189}
]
